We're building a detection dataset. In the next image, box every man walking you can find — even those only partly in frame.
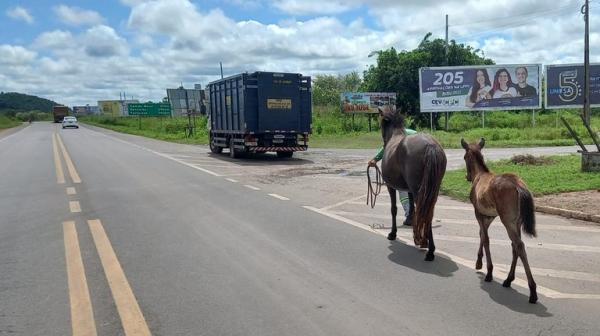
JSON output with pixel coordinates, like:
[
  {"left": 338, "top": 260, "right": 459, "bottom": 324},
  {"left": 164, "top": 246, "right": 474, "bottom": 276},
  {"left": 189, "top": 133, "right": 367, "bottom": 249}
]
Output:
[{"left": 368, "top": 127, "right": 417, "bottom": 226}]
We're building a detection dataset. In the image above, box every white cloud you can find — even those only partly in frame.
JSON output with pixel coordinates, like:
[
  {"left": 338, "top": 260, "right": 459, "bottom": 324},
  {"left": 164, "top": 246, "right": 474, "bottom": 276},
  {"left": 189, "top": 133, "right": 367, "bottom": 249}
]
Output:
[
  {"left": 0, "top": 45, "right": 37, "bottom": 65},
  {"left": 272, "top": 0, "right": 357, "bottom": 15},
  {"left": 6, "top": 6, "right": 34, "bottom": 24},
  {"left": 83, "top": 25, "right": 129, "bottom": 57},
  {"left": 54, "top": 5, "right": 104, "bottom": 26},
  {"left": 2, "top": 0, "right": 600, "bottom": 106}
]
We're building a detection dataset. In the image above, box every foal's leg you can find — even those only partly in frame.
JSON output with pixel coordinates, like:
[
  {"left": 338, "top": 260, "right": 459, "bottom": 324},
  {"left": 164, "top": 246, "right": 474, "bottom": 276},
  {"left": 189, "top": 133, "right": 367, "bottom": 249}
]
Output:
[
  {"left": 476, "top": 212, "right": 495, "bottom": 282},
  {"left": 387, "top": 187, "right": 397, "bottom": 241},
  {"left": 476, "top": 227, "right": 484, "bottom": 270},
  {"left": 504, "top": 225, "right": 538, "bottom": 303}
]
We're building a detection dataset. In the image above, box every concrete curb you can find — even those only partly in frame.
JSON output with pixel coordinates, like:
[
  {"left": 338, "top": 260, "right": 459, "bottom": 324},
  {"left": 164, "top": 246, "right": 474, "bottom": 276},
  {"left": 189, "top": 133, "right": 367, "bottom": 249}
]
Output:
[{"left": 535, "top": 205, "right": 600, "bottom": 224}]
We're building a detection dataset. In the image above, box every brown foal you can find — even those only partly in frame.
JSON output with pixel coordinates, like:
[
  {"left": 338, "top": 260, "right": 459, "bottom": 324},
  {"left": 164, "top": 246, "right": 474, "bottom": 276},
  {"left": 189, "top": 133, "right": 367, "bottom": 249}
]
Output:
[{"left": 461, "top": 138, "right": 538, "bottom": 304}]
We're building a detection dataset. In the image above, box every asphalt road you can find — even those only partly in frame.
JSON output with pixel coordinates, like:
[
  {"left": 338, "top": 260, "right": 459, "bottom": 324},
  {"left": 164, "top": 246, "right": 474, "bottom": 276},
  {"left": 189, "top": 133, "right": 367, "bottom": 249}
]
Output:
[{"left": 1, "top": 122, "right": 599, "bottom": 335}]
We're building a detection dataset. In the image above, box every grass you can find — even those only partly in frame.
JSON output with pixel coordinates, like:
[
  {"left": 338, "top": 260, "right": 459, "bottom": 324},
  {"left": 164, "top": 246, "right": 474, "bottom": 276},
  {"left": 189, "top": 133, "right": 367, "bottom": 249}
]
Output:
[
  {"left": 80, "top": 108, "right": 600, "bottom": 150},
  {"left": 0, "top": 115, "right": 20, "bottom": 130},
  {"left": 81, "top": 115, "right": 209, "bottom": 145},
  {"left": 440, "top": 154, "right": 600, "bottom": 201}
]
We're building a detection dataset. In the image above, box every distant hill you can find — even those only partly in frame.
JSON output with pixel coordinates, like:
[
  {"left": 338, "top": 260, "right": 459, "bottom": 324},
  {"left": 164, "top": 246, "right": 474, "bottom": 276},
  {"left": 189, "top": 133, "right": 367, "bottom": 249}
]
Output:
[{"left": 0, "top": 92, "right": 61, "bottom": 115}]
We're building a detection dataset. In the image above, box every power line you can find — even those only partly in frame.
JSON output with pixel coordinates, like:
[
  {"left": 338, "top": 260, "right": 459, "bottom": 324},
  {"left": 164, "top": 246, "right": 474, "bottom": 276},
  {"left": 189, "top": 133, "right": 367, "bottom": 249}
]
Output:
[{"left": 450, "top": 1, "right": 581, "bottom": 28}]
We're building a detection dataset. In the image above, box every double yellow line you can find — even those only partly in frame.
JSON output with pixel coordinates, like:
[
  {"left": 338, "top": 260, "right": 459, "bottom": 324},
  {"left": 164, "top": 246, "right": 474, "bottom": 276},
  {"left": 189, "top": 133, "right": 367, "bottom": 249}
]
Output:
[
  {"left": 53, "top": 133, "right": 81, "bottom": 184},
  {"left": 55, "top": 131, "right": 151, "bottom": 335}
]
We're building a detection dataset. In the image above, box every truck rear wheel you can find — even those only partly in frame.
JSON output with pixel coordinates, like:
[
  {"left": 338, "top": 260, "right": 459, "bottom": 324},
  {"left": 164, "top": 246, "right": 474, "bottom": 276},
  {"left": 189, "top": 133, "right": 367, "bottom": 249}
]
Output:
[
  {"left": 277, "top": 151, "right": 293, "bottom": 158},
  {"left": 209, "top": 136, "right": 222, "bottom": 154},
  {"left": 230, "top": 140, "right": 239, "bottom": 158}
]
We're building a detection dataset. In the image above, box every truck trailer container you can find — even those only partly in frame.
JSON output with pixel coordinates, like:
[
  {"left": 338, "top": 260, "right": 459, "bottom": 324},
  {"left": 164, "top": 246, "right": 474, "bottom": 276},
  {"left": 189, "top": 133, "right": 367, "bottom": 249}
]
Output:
[
  {"left": 52, "top": 105, "right": 69, "bottom": 123},
  {"left": 207, "top": 71, "right": 311, "bottom": 158}
]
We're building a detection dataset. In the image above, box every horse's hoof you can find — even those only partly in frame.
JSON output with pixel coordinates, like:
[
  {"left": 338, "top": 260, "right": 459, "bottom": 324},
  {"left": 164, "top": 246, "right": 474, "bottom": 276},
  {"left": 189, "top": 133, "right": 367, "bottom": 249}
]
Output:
[
  {"left": 529, "top": 294, "right": 538, "bottom": 304},
  {"left": 475, "top": 260, "right": 482, "bottom": 270},
  {"left": 425, "top": 253, "right": 435, "bottom": 262},
  {"left": 502, "top": 279, "right": 512, "bottom": 288},
  {"left": 484, "top": 274, "right": 493, "bottom": 282},
  {"left": 387, "top": 233, "right": 396, "bottom": 241}
]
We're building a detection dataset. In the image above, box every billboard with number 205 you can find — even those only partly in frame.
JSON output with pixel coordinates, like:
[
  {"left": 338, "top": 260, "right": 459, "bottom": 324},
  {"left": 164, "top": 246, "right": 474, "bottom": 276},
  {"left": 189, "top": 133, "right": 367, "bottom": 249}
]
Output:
[{"left": 419, "top": 65, "right": 541, "bottom": 112}]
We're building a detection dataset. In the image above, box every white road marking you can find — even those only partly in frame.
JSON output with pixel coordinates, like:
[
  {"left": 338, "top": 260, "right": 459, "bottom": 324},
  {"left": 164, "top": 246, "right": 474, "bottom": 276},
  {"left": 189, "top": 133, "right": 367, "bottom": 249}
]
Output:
[
  {"left": 330, "top": 211, "right": 600, "bottom": 234},
  {"left": 347, "top": 201, "right": 473, "bottom": 211},
  {"left": 226, "top": 178, "right": 238, "bottom": 183},
  {"left": 0, "top": 127, "right": 25, "bottom": 144},
  {"left": 244, "top": 185, "right": 261, "bottom": 190},
  {"left": 69, "top": 201, "right": 81, "bottom": 213},
  {"left": 88, "top": 129, "right": 222, "bottom": 176},
  {"left": 303, "top": 206, "right": 600, "bottom": 300},
  {"left": 320, "top": 194, "right": 366, "bottom": 211},
  {"left": 67, "top": 187, "right": 77, "bottom": 195},
  {"left": 269, "top": 194, "right": 290, "bottom": 201}
]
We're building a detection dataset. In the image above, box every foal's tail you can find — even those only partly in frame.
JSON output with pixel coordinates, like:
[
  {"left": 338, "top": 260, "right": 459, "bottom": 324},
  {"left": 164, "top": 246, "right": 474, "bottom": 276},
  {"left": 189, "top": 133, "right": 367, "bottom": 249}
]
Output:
[
  {"left": 413, "top": 144, "right": 447, "bottom": 246},
  {"left": 517, "top": 185, "right": 537, "bottom": 237}
]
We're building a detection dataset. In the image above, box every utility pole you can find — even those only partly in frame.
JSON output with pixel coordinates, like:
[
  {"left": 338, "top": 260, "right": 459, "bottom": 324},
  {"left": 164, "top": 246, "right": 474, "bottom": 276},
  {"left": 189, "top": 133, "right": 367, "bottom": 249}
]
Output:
[
  {"left": 582, "top": 0, "right": 591, "bottom": 125},
  {"left": 444, "top": 14, "right": 449, "bottom": 131}
]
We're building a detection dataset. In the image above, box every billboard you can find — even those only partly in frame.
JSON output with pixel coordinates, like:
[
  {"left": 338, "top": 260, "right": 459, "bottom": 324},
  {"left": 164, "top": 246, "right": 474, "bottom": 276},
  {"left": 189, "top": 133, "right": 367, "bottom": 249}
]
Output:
[
  {"left": 341, "top": 92, "right": 396, "bottom": 114},
  {"left": 98, "top": 100, "right": 121, "bottom": 116},
  {"left": 419, "top": 64, "right": 541, "bottom": 112},
  {"left": 545, "top": 63, "right": 600, "bottom": 109}
]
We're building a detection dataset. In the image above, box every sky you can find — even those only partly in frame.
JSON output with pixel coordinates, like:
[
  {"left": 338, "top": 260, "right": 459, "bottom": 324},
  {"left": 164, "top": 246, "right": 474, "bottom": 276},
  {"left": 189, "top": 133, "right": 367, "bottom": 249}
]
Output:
[{"left": 0, "top": 0, "right": 598, "bottom": 106}]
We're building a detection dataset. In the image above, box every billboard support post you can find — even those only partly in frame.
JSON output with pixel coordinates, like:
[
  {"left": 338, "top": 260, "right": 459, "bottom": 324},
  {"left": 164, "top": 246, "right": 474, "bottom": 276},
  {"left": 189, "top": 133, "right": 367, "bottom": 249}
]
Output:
[
  {"left": 583, "top": 0, "right": 591, "bottom": 124},
  {"left": 532, "top": 110, "right": 536, "bottom": 127},
  {"left": 482, "top": 111, "right": 485, "bottom": 128}
]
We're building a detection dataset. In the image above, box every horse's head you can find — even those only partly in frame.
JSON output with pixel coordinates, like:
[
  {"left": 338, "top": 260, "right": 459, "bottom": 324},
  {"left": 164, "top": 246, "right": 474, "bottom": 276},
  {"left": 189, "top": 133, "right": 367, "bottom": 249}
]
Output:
[
  {"left": 378, "top": 105, "right": 405, "bottom": 145},
  {"left": 461, "top": 138, "right": 486, "bottom": 182}
]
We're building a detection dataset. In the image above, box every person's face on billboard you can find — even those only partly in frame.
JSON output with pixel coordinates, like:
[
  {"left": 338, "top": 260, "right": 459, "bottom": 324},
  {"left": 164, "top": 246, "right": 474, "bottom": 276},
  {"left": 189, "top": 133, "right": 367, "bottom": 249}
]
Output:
[
  {"left": 498, "top": 71, "right": 509, "bottom": 86},
  {"left": 516, "top": 68, "right": 528, "bottom": 84},
  {"left": 476, "top": 70, "right": 486, "bottom": 86}
]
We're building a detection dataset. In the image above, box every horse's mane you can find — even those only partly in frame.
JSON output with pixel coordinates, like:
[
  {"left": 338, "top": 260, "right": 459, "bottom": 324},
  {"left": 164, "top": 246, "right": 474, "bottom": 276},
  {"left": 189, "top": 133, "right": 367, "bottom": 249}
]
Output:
[
  {"left": 471, "top": 149, "right": 490, "bottom": 173},
  {"left": 381, "top": 107, "right": 406, "bottom": 130}
]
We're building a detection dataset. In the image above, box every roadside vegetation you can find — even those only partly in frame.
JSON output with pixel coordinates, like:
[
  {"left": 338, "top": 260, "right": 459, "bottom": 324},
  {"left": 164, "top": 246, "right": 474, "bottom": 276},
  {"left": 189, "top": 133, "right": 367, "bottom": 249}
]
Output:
[
  {"left": 0, "top": 115, "right": 20, "bottom": 130},
  {"left": 80, "top": 108, "right": 599, "bottom": 149},
  {"left": 440, "top": 154, "right": 600, "bottom": 201}
]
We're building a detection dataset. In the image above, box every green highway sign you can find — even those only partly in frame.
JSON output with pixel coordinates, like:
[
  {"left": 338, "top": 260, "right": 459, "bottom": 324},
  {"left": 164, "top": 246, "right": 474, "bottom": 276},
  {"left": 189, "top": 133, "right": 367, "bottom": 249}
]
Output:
[{"left": 128, "top": 103, "right": 172, "bottom": 116}]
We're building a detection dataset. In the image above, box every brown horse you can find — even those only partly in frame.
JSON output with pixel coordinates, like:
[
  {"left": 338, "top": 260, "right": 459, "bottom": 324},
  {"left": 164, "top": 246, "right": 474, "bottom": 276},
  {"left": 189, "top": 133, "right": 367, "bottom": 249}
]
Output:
[
  {"left": 461, "top": 138, "right": 538, "bottom": 303},
  {"left": 379, "top": 106, "right": 446, "bottom": 261}
]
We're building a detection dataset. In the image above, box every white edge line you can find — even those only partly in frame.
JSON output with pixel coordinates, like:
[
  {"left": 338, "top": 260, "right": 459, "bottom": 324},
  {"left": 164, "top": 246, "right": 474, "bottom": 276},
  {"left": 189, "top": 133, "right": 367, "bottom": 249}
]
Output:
[
  {"left": 303, "top": 206, "right": 598, "bottom": 300},
  {"left": 269, "top": 193, "right": 290, "bottom": 201},
  {"left": 86, "top": 127, "right": 222, "bottom": 177},
  {"left": 0, "top": 126, "right": 26, "bottom": 144},
  {"left": 244, "top": 185, "right": 261, "bottom": 190}
]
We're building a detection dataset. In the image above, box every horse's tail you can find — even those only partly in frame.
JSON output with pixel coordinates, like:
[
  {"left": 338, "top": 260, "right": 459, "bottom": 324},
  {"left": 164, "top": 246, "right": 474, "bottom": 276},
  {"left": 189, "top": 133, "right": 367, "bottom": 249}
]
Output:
[
  {"left": 517, "top": 184, "right": 537, "bottom": 237},
  {"left": 413, "top": 143, "right": 447, "bottom": 246}
]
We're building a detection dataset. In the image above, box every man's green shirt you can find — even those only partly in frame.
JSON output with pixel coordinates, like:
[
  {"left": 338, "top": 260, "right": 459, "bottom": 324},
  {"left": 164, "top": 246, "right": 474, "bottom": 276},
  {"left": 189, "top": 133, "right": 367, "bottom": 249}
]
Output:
[{"left": 373, "top": 128, "right": 417, "bottom": 161}]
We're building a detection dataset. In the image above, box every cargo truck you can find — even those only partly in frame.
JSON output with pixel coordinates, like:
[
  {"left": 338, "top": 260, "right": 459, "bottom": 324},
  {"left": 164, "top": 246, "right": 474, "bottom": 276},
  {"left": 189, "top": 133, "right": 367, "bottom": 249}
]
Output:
[
  {"left": 207, "top": 72, "right": 311, "bottom": 158},
  {"left": 52, "top": 105, "right": 69, "bottom": 123}
]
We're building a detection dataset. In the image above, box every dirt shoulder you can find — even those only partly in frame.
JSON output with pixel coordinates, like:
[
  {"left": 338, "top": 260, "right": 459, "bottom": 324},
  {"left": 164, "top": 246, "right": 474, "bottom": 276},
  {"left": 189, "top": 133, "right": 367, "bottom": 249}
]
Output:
[{"left": 535, "top": 190, "right": 600, "bottom": 223}]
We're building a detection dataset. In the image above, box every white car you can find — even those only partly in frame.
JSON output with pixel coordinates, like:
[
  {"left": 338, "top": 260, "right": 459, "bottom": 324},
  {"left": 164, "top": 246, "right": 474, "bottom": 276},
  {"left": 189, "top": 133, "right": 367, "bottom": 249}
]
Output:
[{"left": 62, "top": 116, "right": 79, "bottom": 129}]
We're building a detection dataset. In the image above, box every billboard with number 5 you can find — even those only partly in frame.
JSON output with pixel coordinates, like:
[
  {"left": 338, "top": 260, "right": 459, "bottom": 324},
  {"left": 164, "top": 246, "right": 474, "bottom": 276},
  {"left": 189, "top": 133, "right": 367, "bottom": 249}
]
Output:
[
  {"left": 545, "top": 64, "right": 600, "bottom": 109},
  {"left": 419, "top": 65, "right": 541, "bottom": 112}
]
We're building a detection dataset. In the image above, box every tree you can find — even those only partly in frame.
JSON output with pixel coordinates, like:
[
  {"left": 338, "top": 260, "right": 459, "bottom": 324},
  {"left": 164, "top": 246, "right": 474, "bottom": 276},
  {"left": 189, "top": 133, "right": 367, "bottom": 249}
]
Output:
[
  {"left": 362, "top": 34, "right": 494, "bottom": 127},
  {"left": 312, "top": 72, "right": 363, "bottom": 106}
]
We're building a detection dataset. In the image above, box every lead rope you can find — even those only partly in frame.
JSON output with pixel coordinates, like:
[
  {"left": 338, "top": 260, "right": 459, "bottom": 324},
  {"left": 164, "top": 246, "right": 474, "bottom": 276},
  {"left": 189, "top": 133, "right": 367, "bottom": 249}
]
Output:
[{"left": 366, "top": 164, "right": 383, "bottom": 208}]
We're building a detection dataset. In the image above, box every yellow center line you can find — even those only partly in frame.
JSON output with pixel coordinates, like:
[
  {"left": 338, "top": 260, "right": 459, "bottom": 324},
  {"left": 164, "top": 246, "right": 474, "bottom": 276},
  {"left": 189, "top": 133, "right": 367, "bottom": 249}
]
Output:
[
  {"left": 70, "top": 201, "right": 82, "bottom": 213},
  {"left": 67, "top": 187, "right": 77, "bottom": 195},
  {"left": 56, "top": 133, "right": 82, "bottom": 184},
  {"left": 63, "top": 221, "right": 98, "bottom": 336},
  {"left": 88, "top": 219, "right": 151, "bottom": 336},
  {"left": 52, "top": 133, "right": 65, "bottom": 184}
]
